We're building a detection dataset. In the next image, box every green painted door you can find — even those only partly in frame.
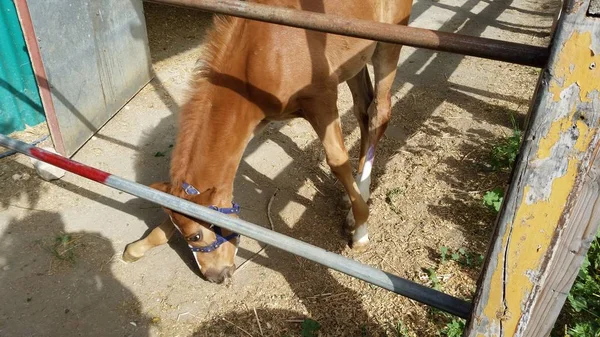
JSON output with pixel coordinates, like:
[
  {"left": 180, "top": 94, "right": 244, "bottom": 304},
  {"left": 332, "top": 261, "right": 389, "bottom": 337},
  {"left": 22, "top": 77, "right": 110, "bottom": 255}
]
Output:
[{"left": 0, "top": 0, "right": 45, "bottom": 135}]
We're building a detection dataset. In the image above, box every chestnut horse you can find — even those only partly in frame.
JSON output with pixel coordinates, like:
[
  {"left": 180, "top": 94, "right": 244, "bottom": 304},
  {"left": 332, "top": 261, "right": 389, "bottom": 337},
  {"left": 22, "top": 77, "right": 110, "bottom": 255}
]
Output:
[{"left": 124, "top": 0, "right": 412, "bottom": 283}]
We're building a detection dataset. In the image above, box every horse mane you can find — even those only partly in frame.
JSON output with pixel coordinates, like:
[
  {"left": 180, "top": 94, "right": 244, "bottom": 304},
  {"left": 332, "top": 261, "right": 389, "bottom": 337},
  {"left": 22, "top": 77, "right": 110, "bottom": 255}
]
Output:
[
  {"left": 169, "top": 14, "right": 241, "bottom": 188},
  {"left": 191, "top": 15, "right": 239, "bottom": 82}
]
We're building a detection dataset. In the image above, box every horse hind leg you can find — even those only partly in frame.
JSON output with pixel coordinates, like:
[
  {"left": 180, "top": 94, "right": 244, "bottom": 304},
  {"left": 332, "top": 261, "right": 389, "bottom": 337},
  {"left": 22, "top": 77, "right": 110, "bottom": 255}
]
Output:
[
  {"left": 347, "top": 43, "right": 402, "bottom": 250},
  {"left": 123, "top": 218, "right": 176, "bottom": 262},
  {"left": 346, "top": 66, "right": 374, "bottom": 205}
]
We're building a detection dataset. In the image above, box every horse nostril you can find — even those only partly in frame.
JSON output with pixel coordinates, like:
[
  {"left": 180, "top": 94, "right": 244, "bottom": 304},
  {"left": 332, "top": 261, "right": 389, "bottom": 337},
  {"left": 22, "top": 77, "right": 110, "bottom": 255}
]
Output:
[
  {"left": 204, "top": 268, "right": 223, "bottom": 283},
  {"left": 206, "top": 273, "right": 225, "bottom": 284},
  {"left": 204, "top": 266, "right": 235, "bottom": 284}
]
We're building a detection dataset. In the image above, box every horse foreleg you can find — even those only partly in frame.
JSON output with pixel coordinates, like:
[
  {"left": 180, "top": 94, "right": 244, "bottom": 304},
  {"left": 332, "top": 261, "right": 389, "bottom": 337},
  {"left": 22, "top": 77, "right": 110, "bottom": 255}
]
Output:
[
  {"left": 123, "top": 218, "right": 177, "bottom": 262},
  {"left": 305, "top": 95, "right": 370, "bottom": 252}
]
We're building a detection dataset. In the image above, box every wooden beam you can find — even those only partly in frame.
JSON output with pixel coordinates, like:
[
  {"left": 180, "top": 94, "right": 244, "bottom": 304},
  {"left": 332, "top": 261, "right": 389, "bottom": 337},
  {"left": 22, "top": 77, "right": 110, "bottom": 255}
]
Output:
[{"left": 465, "top": 0, "right": 600, "bottom": 335}]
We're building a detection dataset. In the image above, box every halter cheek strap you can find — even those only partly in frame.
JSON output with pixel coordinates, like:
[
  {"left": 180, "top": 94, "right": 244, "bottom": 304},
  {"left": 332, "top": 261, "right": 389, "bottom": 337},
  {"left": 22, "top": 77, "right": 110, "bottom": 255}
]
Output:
[{"left": 177, "top": 182, "right": 241, "bottom": 253}]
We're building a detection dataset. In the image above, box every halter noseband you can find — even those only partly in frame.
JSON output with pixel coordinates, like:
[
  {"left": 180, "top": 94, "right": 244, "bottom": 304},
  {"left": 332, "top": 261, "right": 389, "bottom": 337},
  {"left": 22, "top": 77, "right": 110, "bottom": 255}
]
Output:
[{"left": 175, "top": 182, "right": 241, "bottom": 253}]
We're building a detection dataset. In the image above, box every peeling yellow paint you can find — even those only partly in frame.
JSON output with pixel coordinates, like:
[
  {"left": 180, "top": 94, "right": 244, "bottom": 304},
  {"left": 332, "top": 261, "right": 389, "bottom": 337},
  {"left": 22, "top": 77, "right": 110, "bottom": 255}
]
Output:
[
  {"left": 481, "top": 225, "right": 511, "bottom": 332},
  {"left": 536, "top": 108, "right": 596, "bottom": 160},
  {"left": 501, "top": 159, "right": 578, "bottom": 336},
  {"left": 536, "top": 116, "right": 571, "bottom": 160},
  {"left": 550, "top": 31, "right": 600, "bottom": 102},
  {"left": 472, "top": 28, "right": 600, "bottom": 337},
  {"left": 575, "top": 119, "right": 595, "bottom": 152}
]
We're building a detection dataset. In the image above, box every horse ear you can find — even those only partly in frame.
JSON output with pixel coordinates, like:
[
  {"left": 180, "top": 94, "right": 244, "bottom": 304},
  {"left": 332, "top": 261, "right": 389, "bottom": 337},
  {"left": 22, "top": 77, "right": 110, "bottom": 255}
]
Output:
[
  {"left": 187, "top": 187, "right": 217, "bottom": 205},
  {"left": 150, "top": 182, "right": 171, "bottom": 194}
]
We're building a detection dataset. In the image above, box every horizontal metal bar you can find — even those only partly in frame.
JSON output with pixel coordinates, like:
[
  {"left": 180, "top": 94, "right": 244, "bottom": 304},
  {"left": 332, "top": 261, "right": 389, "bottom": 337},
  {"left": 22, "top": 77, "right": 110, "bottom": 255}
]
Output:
[
  {"left": 0, "top": 134, "right": 472, "bottom": 318},
  {"left": 146, "top": 0, "right": 549, "bottom": 67}
]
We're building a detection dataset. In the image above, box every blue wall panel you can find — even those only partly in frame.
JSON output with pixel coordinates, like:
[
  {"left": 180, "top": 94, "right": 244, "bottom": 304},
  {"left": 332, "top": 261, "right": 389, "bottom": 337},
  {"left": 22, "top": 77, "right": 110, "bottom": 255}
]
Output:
[{"left": 0, "top": 0, "right": 45, "bottom": 134}]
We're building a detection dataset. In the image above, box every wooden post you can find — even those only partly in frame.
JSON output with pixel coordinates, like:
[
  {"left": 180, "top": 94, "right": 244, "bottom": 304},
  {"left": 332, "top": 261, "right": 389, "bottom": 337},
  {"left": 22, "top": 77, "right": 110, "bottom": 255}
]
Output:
[{"left": 465, "top": 0, "right": 600, "bottom": 335}]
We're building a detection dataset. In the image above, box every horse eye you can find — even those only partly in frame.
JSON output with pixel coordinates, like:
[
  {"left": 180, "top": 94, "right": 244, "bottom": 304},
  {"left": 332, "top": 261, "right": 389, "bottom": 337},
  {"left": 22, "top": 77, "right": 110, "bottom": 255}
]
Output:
[{"left": 189, "top": 234, "right": 202, "bottom": 242}]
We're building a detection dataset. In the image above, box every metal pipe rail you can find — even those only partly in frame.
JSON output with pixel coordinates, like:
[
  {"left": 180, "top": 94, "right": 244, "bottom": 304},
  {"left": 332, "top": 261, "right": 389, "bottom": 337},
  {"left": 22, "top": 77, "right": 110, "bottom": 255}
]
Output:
[
  {"left": 146, "top": 0, "right": 549, "bottom": 68},
  {"left": 0, "top": 134, "right": 472, "bottom": 319}
]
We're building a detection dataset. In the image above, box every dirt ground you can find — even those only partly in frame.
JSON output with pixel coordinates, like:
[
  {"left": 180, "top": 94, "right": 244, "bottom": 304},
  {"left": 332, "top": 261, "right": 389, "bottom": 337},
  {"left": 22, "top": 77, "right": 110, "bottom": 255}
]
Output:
[{"left": 0, "top": 0, "right": 560, "bottom": 336}]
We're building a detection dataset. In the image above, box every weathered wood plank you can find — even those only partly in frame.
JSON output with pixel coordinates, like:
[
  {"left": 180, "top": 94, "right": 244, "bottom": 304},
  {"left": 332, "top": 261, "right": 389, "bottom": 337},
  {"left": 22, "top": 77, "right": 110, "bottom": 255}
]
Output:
[{"left": 465, "top": 0, "right": 600, "bottom": 335}]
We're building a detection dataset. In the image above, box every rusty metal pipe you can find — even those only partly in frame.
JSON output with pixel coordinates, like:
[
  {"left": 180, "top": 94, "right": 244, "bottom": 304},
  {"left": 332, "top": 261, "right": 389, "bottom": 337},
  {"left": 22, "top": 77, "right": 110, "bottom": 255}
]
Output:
[{"left": 146, "top": 0, "right": 549, "bottom": 67}]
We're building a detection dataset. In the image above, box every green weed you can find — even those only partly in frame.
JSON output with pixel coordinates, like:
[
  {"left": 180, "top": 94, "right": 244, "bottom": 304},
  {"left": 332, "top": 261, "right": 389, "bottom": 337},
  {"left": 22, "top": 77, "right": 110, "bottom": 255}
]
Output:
[
  {"left": 427, "top": 268, "right": 441, "bottom": 291},
  {"left": 386, "top": 188, "right": 404, "bottom": 213},
  {"left": 360, "top": 325, "right": 369, "bottom": 337},
  {"left": 490, "top": 117, "right": 522, "bottom": 171},
  {"left": 441, "top": 319, "right": 466, "bottom": 337},
  {"left": 48, "top": 233, "right": 79, "bottom": 264},
  {"left": 439, "top": 247, "right": 484, "bottom": 268},
  {"left": 483, "top": 187, "right": 504, "bottom": 213},
  {"left": 440, "top": 247, "right": 449, "bottom": 264},
  {"left": 396, "top": 321, "right": 410, "bottom": 337},
  {"left": 301, "top": 318, "right": 321, "bottom": 337}
]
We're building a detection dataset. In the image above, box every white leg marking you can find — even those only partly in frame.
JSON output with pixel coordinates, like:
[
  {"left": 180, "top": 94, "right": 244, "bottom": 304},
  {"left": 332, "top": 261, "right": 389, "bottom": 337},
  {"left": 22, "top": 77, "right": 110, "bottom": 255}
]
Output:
[
  {"left": 357, "top": 146, "right": 374, "bottom": 202},
  {"left": 352, "top": 224, "right": 369, "bottom": 245},
  {"left": 357, "top": 173, "right": 371, "bottom": 202},
  {"left": 349, "top": 146, "right": 374, "bottom": 247}
]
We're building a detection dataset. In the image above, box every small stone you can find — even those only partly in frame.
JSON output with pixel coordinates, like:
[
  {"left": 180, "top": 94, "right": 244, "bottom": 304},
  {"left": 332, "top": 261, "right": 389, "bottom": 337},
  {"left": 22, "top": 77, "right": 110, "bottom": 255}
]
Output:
[
  {"left": 151, "top": 317, "right": 160, "bottom": 324},
  {"left": 12, "top": 174, "right": 22, "bottom": 181},
  {"left": 129, "top": 322, "right": 137, "bottom": 327},
  {"left": 21, "top": 173, "right": 30, "bottom": 180},
  {"left": 2, "top": 265, "right": 10, "bottom": 271}
]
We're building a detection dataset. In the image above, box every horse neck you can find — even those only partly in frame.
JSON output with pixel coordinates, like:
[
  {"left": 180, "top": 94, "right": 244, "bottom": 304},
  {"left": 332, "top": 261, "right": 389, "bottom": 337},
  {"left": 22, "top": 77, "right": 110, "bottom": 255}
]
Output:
[{"left": 170, "top": 82, "right": 262, "bottom": 208}]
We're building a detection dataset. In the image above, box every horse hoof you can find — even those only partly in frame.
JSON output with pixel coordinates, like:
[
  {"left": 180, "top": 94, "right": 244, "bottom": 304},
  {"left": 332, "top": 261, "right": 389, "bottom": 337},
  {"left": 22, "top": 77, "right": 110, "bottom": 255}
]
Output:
[
  {"left": 122, "top": 247, "right": 142, "bottom": 263},
  {"left": 350, "top": 241, "right": 369, "bottom": 253}
]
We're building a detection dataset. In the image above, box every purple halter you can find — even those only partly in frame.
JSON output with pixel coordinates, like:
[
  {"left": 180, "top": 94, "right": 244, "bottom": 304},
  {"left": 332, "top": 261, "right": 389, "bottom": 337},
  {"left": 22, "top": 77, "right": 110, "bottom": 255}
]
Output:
[{"left": 180, "top": 182, "right": 240, "bottom": 253}]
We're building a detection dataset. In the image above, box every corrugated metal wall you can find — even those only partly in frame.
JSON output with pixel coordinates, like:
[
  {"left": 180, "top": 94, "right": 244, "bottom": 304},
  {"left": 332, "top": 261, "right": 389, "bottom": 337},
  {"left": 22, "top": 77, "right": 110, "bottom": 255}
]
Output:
[
  {"left": 0, "top": 0, "right": 45, "bottom": 134},
  {"left": 27, "top": 0, "right": 152, "bottom": 156}
]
